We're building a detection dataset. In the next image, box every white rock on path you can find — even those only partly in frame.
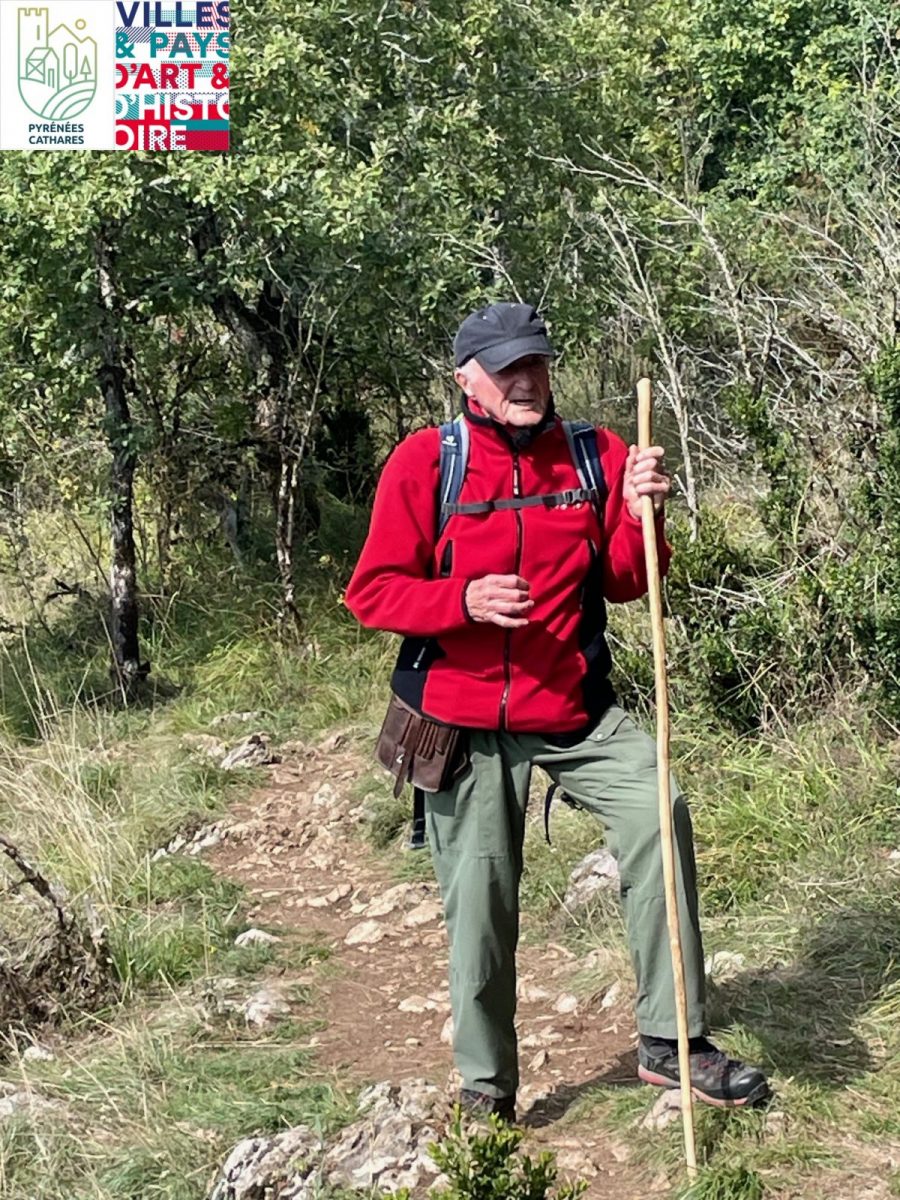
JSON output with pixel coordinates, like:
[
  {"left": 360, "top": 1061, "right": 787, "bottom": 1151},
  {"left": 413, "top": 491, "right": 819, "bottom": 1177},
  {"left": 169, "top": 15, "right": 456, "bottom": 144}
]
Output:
[
  {"left": 440, "top": 1015, "right": 454, "bottom": 1045},
  {"left": 398, "top": 995, "right": 438, "bottom": 1014},
  {"left": 345, "top": 920, "right": 385, "bottom": 946},
  {"left": 235, "top": 928, "right": 282, "bottom": 948},
  {"left": 519, "top": 984, "right": 552, "bottom": 1003},
  {"left": 403, "top": 898, "right": 442, "bottom": 928},
  {"left": 366, "top": 884, "right": 415, "bottom": 918},
  {"left": 553, "top": 993, "right": 578, "bottom": 1014}
]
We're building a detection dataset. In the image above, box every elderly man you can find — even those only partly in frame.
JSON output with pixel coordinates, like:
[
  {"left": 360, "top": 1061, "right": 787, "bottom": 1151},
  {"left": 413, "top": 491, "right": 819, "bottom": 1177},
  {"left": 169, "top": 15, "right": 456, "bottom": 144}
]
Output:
[{"left": 345, "top": 302, "right": 768, "bottom": 1120}]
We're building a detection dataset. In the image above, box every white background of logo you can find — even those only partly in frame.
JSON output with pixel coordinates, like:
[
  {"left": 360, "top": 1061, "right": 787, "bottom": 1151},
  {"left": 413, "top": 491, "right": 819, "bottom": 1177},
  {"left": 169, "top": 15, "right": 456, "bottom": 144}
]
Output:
[{"left": 0, "top": 0, "right": 115, "bottom": 150}]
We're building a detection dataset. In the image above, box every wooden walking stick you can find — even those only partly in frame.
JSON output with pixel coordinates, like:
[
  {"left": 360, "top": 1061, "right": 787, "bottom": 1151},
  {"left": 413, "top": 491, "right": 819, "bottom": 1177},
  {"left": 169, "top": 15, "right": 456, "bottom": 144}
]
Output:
[{"left": 637, "top": 376, "right": 698, "bottom": 1178}]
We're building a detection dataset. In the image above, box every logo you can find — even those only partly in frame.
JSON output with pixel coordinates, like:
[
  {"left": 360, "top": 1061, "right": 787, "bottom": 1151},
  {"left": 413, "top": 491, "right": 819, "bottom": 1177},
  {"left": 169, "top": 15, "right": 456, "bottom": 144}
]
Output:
[{"left": 17, "top": 5, "right": 98, "bottom": 120}]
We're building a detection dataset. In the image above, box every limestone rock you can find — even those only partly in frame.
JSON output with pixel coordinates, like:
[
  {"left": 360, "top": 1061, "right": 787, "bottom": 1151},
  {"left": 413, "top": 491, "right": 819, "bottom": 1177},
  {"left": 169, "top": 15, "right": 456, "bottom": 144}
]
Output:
[
  {"left": 242, "top": 987, "right": 291, "bottom": 1027},
  {"left": 553, "top": 993, "right": 578, "bottom": 1014},
  {"left": 366, "top": 884, "right": 415, "bottom": 918},
  {"left": 403, "top": 898, "right": 442, "bottom": 928},
  {"left": 208, "top": 1081, "right": 443, "bottom": 1200},
  {"left": 22, "top": 1044, "right": 54, "bottom": 1063},
  {"left": 345, "top": 920, "right": 385, "bottom": 946},
  {"left": 0, "top": 1087, "right": 57, "bottom": 1121},
  {"left": 563, "top": 847, "right": 619, "bottom": 910},
  {"left": 440, "top": 1015, "right": 454, "bottom": 1045},
  {"left": 398, "top": 995, "right": 437, "bottom": 1014},
  {"left": 519, "top": 983, "right": 552, "bottom": 1003},
  {"left": 234, "top": 928, "right": 281, "bottom": 948},
  {"left": 208, "top": 1126, "right": 321, "bottom": 1200},
  {"left": 600, "top": 980, "right": 623, "bottom": 1009},
  {"left": 704, "top": 950, "right": 747, "bottom": 980},
  {"left": 221, "top": 734, "right": 276, "bottom": 771},
  {"left": 640, "top": 1090, "right": 683, "bottom": 1131}
]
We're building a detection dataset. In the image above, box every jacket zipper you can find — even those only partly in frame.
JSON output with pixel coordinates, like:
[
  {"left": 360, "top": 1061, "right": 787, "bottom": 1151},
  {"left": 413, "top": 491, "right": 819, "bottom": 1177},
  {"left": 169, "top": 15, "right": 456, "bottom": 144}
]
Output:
[{"left": 499, "top": 453, "right": 522, "bottom": 730}]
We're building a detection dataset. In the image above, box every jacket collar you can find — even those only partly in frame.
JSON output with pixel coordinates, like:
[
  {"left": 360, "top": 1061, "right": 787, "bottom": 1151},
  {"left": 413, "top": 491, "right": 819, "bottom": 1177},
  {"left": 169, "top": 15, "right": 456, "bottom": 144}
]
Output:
[{"left": 460, "top": 392, "right": 558, "bottom": 451}]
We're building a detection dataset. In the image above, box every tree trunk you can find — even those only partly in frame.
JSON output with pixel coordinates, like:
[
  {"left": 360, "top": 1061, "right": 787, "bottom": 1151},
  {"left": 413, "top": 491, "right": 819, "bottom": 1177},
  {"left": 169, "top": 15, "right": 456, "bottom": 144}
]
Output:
[
  {"left": 96, "top": 229, "right": 144, "bottom": 698},
  {"left": 275, "top": 444, "right": 302, "bottom": 636}
]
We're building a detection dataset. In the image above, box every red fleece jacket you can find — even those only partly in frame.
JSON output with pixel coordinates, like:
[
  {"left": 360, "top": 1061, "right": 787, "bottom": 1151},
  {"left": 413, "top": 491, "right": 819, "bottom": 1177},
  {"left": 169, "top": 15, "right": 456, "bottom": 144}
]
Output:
[{"left": 345, "top": 413, "right": 670, "bottom": 733}]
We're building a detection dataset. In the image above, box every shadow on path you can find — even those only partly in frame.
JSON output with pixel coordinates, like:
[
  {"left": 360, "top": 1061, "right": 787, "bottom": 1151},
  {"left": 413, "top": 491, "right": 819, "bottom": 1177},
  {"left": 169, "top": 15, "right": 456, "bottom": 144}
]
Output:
[{"left": 521, "top": 1049, "right": 642, "bottom": 1128}]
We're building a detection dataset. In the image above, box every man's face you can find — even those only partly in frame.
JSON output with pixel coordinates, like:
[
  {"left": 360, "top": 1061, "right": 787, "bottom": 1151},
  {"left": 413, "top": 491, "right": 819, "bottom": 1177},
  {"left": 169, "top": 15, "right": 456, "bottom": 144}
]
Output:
[{"left": 454, "top": 354, "right": 551, "bottom": 428}]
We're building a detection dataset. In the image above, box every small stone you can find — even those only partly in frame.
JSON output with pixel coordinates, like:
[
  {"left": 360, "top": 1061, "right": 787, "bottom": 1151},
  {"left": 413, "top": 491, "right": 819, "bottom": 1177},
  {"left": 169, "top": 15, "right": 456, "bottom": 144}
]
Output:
[
  {"left": 563, "top": 847, "right": 619, "bottom": 910},
  {"left": 601, "top": 980, "right": 623, "bottom": 1009},
  {"left": 345, "top": 920, "right": 385, "bottom": 946},
  {"left": 553, "top": 993, "right": 578, "bottom": 1014},
  {"left": 366, "top": 883, "right": 415, "bottom": 918},
  {"left": 704, "top": 950, "right": 747, "bottom": 978},
  {"left": 403, "top": 898, "right": 442, "bottom": 928},
  {"left": 765, "top": 1110, "right": 787, "bottom": 1135},
  {"left": 640, "top": 1090, "right": 682, "bottom": 1131},
  {"left": 22, "top": 1045, "right": 54, "bottom": 1063},
  {"left": 520, "top": 1031, "right": 563, "bottom": 1048},
  {"left": 242, "top": 987, "right": 291, "bottom": 1027},
  {"left": 398, "top": 995, "right": 437, "bottom": 1014},
  {"left": 221, "top": 733, "right": 275, "bottom": 770},
  {"left": 181, "top": 733, "right": 228, "bottom": 760},
  {"left": 529, "top": 1049, "right": 549, "bottom": 1071},
  {"left": 440, "top": 1015, "right": 454, "bottom": 1045},
  {"left": 235, "top": 928, "right": 281, "bottom": 948},
  {"left": 609, "top": 1141, "right": 630, "bottom": 1163},
  {"left": 519, "top": 984, "right": 552, "bottom": 1003}
]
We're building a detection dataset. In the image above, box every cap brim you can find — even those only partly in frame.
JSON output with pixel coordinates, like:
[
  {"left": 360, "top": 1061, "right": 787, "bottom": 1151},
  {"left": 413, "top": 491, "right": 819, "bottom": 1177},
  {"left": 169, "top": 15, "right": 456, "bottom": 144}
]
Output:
[{"left": 475, "top": 335, "right": 556, "bottom": 372}]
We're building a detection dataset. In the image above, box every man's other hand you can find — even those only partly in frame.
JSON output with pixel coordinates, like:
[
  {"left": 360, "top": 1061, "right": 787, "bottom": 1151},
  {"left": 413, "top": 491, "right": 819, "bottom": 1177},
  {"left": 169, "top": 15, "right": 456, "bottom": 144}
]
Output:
[
  {"left": 623, "top": 445, "right": 671, "bottom": 520},
  {"left": 464, "top": 574, "right": 534, "bottom": 628}
]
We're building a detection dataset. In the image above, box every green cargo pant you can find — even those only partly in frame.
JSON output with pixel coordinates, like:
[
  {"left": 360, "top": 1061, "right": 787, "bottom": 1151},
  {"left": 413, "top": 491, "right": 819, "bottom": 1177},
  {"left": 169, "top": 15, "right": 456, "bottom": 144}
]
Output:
[{"left": 425, "top": 704, "right": 707, "bottom": 1099}]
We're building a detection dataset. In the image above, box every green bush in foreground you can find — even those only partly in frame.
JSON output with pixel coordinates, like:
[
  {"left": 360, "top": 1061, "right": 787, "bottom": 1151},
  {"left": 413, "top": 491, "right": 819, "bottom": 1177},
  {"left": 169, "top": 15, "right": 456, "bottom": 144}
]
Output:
[{"left": 427, "top": 1112, "right": 587, "bottom": 1200}]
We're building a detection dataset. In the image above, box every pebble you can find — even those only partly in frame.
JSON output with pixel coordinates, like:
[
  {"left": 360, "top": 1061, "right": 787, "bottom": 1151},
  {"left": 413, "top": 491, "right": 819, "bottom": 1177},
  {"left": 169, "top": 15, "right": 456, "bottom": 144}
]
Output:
[
  {"left": 403, "top": 898, "right": 442, "bottom": 927},
  {"left": 398, "top": 995, "right": 437, "bottom": 1014},
  {"left": 344, "top": 920, "right": 385, "bottom": 946},
  {"left": 553, "top": 993, "right": 578, "bottom": 1014},
  {"left": 440, "top": 1016, "right": 454, "bottom": 1045},
  {"left": 640, "top": 1090, "right": 682, "bottom": 1131},
  {"left": 234, "top": 928, "right": 281, "bottom": 947},
  {"left": 704, "top": 950, "right": 747, "bottom": 978},
  {"left": 528, "top": 1049, "right": 549, "bottom": 1071},
  {"left": 519, "top": 984, "right": 552, "bottom": 1003},
  {"left": 22, "top": 1045, "right": 54, "bottom": 1063},
  {"left": 600, "top": 980, "right": 623, "bottom": 1009}
]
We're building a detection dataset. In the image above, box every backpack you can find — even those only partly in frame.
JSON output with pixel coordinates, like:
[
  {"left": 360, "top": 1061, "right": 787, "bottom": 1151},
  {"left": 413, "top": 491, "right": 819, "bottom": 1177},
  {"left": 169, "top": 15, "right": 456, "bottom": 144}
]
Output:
[{"left": 408, "top": 417, "right": 607, "bottom": 849}]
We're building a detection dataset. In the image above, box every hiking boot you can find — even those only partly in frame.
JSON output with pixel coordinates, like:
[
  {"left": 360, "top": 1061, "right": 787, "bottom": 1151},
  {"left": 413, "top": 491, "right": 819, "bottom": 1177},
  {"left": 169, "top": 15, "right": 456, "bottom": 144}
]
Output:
[
  {"left": 637, "top": 1037, "right": 770, "bottom": 1108},
  {"left": 459, "top": 1088, "right": 517, "bottom": 1124}
]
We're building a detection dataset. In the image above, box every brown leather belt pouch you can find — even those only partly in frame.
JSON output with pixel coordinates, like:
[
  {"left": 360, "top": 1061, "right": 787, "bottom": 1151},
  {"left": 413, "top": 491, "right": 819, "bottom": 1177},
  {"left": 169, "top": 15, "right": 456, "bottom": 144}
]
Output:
[{"left": 375, "top": 693, "right": 468, "bottom": 797}]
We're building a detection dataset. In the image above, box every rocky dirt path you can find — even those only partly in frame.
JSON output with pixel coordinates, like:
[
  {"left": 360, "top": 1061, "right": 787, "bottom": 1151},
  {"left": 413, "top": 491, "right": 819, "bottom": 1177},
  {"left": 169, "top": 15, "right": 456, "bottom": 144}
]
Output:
[{"left": 207, "top": 731, "right": 670, "bottom": 1198}]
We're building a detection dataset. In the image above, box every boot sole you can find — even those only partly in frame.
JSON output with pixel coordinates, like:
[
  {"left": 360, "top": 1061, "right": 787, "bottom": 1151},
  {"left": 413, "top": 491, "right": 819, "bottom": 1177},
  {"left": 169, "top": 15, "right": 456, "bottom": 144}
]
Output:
[{"left": 637, "top": 1064, "right": 770, "bottom": 1108}]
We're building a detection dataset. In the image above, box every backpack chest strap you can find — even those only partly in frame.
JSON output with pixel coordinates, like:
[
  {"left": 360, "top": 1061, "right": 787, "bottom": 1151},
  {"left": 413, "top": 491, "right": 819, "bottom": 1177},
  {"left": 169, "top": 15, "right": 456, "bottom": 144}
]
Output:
[{"left": 442, "top": 487, "right": 597, "bottom": 517}]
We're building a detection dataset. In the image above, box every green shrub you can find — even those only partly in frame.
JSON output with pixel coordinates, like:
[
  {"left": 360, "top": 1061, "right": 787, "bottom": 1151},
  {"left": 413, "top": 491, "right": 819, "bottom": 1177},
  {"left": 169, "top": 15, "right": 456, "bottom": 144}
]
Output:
[{"left": 428, "top": 1111, "right": 586, "bottom": 1200}]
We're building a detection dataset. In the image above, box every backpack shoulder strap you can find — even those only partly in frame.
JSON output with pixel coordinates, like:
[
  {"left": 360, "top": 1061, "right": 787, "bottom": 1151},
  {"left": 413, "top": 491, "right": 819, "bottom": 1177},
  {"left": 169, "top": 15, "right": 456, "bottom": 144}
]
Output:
[
  {"left": 562, "top": 420, "right": 606, "bottom": 510},
  {"left": 438, "top": 417, "right": 469, "bottom": 538}
]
